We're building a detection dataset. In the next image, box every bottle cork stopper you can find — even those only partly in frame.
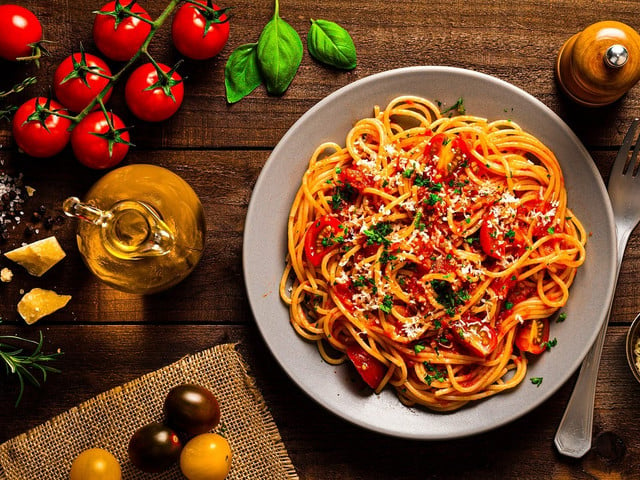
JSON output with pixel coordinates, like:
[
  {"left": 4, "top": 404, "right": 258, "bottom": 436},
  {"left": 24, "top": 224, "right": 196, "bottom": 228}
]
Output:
[{"left": 556, "top": 21, "right": 640, "bottom": 106}]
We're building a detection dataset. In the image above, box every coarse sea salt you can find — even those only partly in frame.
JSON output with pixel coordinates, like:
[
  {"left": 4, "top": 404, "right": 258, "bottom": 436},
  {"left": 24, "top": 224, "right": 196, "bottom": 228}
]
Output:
[{"left": 0, "top": 171, "right": 27, "bottom": 233}]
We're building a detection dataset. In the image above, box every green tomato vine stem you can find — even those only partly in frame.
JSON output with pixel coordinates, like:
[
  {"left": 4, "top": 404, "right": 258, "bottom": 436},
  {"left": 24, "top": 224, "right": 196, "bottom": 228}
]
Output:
[{"left": 43, "top": 0, "right": 215, "bottom": 124}]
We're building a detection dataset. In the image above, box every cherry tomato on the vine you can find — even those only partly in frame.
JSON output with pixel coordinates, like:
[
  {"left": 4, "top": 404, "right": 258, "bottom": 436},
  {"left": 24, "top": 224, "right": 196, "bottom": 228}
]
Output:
[
  {"left": 125, "top": 62, "right": 184, "bottom": 122},
  {"left": 93, "top": 0, "right": 152, "bottom": 62},
  {"left": 12, "top": 97, "right": 72, "bottom": 158},
  {"left": 71, "top": 110, "right": 131, "bottom": 169},
  {"left": 0, "top": 5, "right": 42, "bottom": 61},
  {"left": 171, "top": 0, "right": 230, "bottom": 60},
  {"left": 53, "top": 52, "right": 113, "bottom": 113}
]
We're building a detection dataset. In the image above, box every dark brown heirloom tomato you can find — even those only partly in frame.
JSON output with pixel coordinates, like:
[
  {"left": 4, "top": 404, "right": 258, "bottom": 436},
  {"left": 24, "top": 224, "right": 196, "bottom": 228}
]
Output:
[
  {"left": 164, "top": 384, "right": 221, "bottom": 435},
  {"left": 128, "top": 422, "right": 182, "bottom": 473}
]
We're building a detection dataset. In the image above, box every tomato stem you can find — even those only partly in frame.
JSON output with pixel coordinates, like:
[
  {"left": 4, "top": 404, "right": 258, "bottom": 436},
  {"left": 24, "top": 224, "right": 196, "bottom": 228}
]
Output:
[{"left": 70, "top": 0, "right": 186, "bottom": 124}]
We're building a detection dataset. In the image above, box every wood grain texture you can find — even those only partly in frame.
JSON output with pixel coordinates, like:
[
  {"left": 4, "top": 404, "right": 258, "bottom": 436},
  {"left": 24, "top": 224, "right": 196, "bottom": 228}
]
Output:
[
  {"left": 0, "top": 325, "right": 637, "bottom": 479},
  {"left": 0, "top": 0, "right": 639, "bottom": 478}
]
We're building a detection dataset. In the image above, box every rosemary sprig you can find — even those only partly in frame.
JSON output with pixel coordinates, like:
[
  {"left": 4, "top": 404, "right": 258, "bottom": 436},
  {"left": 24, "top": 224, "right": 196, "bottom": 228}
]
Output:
[
  {"left": 0, "top": 331, "right": 62, "bottom": 406},
  {"left": 0, "top": 76, "right": 37, "bottom": 98},
  {"left": 0, "top": 76, "right": 37, "bottom": 122}
]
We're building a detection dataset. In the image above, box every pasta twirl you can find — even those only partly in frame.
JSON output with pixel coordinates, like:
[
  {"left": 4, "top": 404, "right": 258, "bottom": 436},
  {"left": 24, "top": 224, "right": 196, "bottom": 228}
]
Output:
[{"left": 280, "top": 96, "right": 586, "bottom": 411}]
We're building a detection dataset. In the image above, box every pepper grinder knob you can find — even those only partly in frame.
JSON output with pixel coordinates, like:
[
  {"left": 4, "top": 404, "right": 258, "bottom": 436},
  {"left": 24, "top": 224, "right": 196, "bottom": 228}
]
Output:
[
  {"left": 605, "top": 44, "right": 629, "bottom": 68},
  {"left": 556, "top": 21, "right": 640, "bottom": 106}
]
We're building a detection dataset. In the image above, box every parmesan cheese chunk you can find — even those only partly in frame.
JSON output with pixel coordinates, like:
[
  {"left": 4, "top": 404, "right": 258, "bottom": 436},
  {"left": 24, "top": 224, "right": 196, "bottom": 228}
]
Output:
[
  {"left": 0, "top": 267, "right": 13, "bottom": 283},
  {"left": 17, "top": 288, "right": 71, "bottom": 324},
  {"left": 4, "top": 236, "right": 66, "bottom": 277}
]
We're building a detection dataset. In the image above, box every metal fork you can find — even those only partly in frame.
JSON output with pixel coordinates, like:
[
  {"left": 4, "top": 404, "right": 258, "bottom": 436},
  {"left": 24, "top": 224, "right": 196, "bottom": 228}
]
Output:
[{"left": 555, "top": 118, "right": 640, "bottom": 457}]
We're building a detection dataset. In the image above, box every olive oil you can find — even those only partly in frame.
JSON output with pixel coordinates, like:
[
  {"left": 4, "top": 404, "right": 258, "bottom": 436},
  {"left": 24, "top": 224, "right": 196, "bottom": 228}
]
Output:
[{"left": 64, "top": 164, "right": 205, "bottom": 294}]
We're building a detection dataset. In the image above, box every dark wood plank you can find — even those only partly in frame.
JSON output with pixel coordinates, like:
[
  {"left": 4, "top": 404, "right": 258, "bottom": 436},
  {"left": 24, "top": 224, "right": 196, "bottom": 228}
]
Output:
[
  {"left": 1, "top": 1, "right": 640, "bottom": 478},
  {"left": 0, "top": 324, "right": 638, "bottom": 479}
]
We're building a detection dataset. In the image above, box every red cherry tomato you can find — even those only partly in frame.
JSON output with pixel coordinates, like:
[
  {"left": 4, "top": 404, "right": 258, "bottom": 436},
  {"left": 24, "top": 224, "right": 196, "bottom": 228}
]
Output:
[
  {"left": 171, "top": 0, "right": 230, "bottom": 60},
  {"left": 304, "top": 215, "right": 344, "bottom": 267},
  {"left": 12, "top": 97, "right": 72, "bottom": 158},
  {"left": 0, "top": 5, "right": 42, "bottom": 61},
  {"left": 53, "top": 52, "right": 113, "bottom": 113},
  {"left": 450, "top": 313, "right": 498, "bottom": 357},
  {"left": 515, "top": 318, "right": 549, "bottom": 355},
  {"left": 125, "top": 62, "right": 184, "bottom": 122},
  {"left": 346, "top": 344, "right": 386, "bottom": 389},
  {"left": 71, "top": 110, "right": 130, "bottom": 169},
  {"left": 93, "top": 0, "right": 152, "bottom": 62}
]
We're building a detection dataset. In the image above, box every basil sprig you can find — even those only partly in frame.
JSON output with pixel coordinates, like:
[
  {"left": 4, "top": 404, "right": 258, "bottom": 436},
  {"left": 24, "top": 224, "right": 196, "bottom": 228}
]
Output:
[
  {"left": 257, "top": 1, "right": 303, "bottom": 95},
  {"left": 307, "top": 19, "right": 357, "bottom": 70}
]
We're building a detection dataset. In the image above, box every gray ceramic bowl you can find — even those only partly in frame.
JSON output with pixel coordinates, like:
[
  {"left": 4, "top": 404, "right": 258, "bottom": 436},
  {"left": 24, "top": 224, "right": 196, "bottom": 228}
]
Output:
[
  {"left": 626, "top": 314, "right": 640, "bottom": 384},
  {"left": 243, "top": 66, "right": 617, "bottom": 439}
]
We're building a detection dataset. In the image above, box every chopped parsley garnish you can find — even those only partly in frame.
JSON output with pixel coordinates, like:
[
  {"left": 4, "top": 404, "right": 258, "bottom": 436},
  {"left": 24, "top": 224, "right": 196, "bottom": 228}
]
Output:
[
  {"left": 430, "top": 280, "right": 469, "bottom": 316},
  {"left": 542, "top": 338, "right": 557, "bottom": 351},
  {"left": 414, "top": 344, "right": 425, "bottom": 354},
  {"left": 364, "top": 222, "right": 393, "bottom": 246},
  {"left": 414, "top": 176, "right": 442, "bottom": 191},
  {"left": 331, "top": 182, "right": 356, "bottom": 210},
  {"left": 379, "top": 249, "right": 398, "bottom": 264},
  {"left": 530, "top": 377, "right": 543, "bottom": 387},
  {"left": 402, "top": 168, "right": 415, "bottom": 178},
  {"left": 504, "top": 301, "right": 514, "bottom": 310},
  {"left": 379, "top": 294, "right": 393, "bottom": 313},
  {"left": 425, "top": 193, "right": 443, "bottom": 206},
  {"left": 557, "top": 312, "right": 567, "bottom": 323},
  {"left": 440, "top": 97, "right": 465, "bottom": 115},
  {"left": 423, "top": 361, "right": 446, "bottom": 385}
]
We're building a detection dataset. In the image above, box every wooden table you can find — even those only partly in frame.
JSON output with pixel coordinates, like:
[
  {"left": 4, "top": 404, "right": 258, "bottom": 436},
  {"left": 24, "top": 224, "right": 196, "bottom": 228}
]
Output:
[{"left": 1, "top": 0, "right": 640, "bottom": 477}]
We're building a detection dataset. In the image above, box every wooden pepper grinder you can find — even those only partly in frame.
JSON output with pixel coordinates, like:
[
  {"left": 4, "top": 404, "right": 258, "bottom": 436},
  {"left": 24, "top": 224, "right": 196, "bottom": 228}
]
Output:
[{"left": 556, "top": 20, "right": 640, "bottom": 106}]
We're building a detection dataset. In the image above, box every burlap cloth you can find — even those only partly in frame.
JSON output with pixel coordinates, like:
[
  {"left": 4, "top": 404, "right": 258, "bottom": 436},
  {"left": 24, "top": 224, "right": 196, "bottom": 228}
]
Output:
[{"left": 0, "top": 343, "right": 299, "bottom": 480}]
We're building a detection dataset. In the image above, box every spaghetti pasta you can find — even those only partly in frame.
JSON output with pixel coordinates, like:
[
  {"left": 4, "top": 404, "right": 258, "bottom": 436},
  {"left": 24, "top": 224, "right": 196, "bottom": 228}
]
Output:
[{"left": 280, "top": 95, "right": 586, "bottom": 411}]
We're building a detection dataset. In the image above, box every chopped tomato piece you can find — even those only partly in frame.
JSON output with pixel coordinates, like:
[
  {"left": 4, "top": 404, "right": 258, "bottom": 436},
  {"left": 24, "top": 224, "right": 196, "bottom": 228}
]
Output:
[
  {"left": 515, "top": 318, "right": 549, "bottom": 355},
  {"left": 332, "top": 280, "right": 355, "bottom": 312},
  {"left": 520, "top": 199, "right": 557, "bottom": 239},
  {"left": 346, "top": 344, "right": 386, "bottom": 389},
  {"left": 450, "top": 314, "right": 498, "bottom": 357},
  {"left": 304, "top": 215, "right": 343, "bottom": 267},
  {"left": 424, "top": 133, "right": 472, "bottom": 175},
  {"left": 339, "top": 167, "right": 372, "bottom": 192},
  {"left": 479, "top": 212, "right": 526, "bottom": 260},
  {"left": 491, "top": 275, "right": 517, "bottom": 300}
]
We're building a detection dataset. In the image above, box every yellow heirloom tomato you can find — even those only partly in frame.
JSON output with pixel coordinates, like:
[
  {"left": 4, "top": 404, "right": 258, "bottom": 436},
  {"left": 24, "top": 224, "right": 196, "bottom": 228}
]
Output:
[
  {"left": 69, "top": 448, "right": 121, "bottom": 480},
  {"left": 180, "top": 433, "right": 232, "bottom": 480}
]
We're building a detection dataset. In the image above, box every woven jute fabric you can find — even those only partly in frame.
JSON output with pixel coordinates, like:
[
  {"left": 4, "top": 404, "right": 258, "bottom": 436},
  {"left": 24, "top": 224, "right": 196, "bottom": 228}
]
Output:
[{"left": 0, "top": 343, "right": 299, "bottom": 480}]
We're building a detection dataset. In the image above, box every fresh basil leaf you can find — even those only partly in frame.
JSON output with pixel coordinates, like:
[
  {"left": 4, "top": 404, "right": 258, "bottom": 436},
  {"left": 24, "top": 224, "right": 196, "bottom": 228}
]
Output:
[
  {"left": 256, "top": 1, "right": 303, "bottom": 95},
  {"left": 307, "top": 18, "right": 357, "bottom": 70},
  {"left": 225, "top": 43, "right": 262, "bottom": 104}
]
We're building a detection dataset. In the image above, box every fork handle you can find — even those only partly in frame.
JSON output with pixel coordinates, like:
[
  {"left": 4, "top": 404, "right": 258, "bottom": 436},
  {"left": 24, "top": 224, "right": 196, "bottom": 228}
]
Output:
[
  {"left": 554, "top": 227, "right": 628, "bottom": 457},
  {"left": 554, "top": 314, "right": 610, "bottom": 457}
]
